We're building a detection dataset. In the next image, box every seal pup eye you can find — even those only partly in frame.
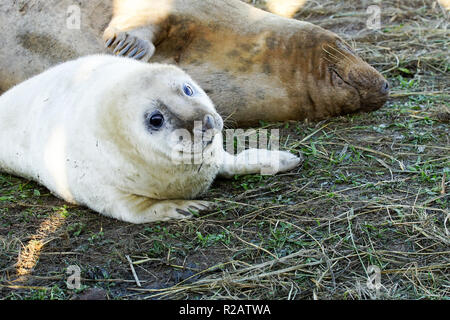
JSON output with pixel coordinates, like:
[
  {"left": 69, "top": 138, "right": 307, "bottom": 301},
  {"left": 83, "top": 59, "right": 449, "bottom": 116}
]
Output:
[
  {"left": 145, "top": 111, "right": 165, "bottom": 130},
  {"left": 183, "top": 84, "right": 194, "bottom": 97}
]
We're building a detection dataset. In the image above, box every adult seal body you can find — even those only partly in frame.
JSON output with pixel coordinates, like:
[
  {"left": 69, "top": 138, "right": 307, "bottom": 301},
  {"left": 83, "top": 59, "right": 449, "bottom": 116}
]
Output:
[
  {"left": 0, "top": 55, "right": 300, "bottom": 223},
  {"left": 0, "top": 0, "right": 389, "bottom": 126}
]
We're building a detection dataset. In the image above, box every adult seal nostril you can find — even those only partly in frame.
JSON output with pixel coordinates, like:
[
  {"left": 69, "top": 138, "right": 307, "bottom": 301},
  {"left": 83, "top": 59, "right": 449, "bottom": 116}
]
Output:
[{"left": 381, "top": 81, "right": 390, "bottom": 94}]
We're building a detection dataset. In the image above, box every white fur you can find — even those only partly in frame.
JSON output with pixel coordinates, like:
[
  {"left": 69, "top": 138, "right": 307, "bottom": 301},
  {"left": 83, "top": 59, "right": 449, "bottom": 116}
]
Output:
[{"left": 0, "top": 55, "right": 300, "bottom": 223}]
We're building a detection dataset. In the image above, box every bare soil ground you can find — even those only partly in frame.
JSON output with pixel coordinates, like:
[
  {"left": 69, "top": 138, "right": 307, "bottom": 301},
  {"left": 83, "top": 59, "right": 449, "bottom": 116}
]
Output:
[{"left": 1, "top": 0, "right": 449, "bottom": 300}]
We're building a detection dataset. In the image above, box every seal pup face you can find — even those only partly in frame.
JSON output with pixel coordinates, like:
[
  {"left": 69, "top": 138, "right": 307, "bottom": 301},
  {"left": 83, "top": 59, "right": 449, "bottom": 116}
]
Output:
[{"left": 102, "top": 63, "right": 223, "bottom": 165}]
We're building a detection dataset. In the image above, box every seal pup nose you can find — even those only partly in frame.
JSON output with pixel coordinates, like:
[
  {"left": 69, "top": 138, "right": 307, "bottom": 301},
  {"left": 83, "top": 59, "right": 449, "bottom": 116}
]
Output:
[{"left": 200, "top": 114, "right": 222, "bottom": 148}]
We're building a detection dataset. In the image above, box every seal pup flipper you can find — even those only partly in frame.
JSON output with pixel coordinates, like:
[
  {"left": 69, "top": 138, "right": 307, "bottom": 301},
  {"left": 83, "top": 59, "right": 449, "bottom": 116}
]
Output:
[
  {"left": 102, "top": 193, "right": 214, "bottom": 224},
  {"left": 218, "top": 149, "right": 301, "bottom": 178},
  {"left": 103, "top": 27, "right": 156, "bottom": 61}
]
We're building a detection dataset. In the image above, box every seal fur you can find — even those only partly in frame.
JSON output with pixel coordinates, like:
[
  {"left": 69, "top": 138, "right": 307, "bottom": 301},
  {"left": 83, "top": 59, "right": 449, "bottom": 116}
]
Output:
[{"left": 0, "top": 0, "right": 389, "bottom": 126}]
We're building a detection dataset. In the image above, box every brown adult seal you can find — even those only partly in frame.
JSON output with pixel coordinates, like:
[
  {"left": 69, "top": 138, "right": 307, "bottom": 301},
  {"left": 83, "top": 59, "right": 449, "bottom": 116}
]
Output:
[{"left": 0, "top": 0, "right": 389, "bottom": 126}]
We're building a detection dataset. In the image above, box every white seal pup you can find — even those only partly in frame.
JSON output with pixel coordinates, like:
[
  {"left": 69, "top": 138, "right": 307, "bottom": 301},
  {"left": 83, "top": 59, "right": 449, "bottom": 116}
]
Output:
[{"left": 0, "top": 55, "right": 300, "bottom": 223}]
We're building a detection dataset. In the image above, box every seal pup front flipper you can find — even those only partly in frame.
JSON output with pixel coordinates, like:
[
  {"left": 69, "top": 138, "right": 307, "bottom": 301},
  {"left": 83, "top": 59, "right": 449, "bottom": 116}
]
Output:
[{"left": 218, "top": 149, "right": 302, "bottom": 178}]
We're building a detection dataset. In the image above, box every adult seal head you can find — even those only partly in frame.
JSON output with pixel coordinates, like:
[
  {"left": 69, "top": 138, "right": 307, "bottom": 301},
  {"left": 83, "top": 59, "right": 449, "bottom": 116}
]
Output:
[
  {"left": 0, "top": 55, "right": 301, "bottom": 223},
  {"left": 103, "top": 0, "right": 390, "bottom": 126}
]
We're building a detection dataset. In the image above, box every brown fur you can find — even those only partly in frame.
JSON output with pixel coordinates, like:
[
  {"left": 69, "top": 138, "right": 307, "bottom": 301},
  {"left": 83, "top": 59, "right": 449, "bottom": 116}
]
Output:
[{"left": 0, "top": 0, "right": 389, "bottom": 126}]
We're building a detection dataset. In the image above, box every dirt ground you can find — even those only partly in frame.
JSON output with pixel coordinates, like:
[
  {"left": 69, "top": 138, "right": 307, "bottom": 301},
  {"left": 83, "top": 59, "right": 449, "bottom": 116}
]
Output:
[{"left": 0, "top": 0, "right": 449, "bottom": 300}]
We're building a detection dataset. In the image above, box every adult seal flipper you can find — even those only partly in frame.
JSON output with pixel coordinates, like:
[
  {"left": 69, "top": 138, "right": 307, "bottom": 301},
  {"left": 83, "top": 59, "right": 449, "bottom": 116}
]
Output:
[{"left": 0, "top": 55, "right": 301, "bottom": 224}]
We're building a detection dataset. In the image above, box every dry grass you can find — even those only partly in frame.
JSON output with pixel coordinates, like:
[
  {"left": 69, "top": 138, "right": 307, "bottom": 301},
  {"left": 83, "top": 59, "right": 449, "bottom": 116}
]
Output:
[{"left": 0, "top": 0, "right": 449, "bottom": 300}]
